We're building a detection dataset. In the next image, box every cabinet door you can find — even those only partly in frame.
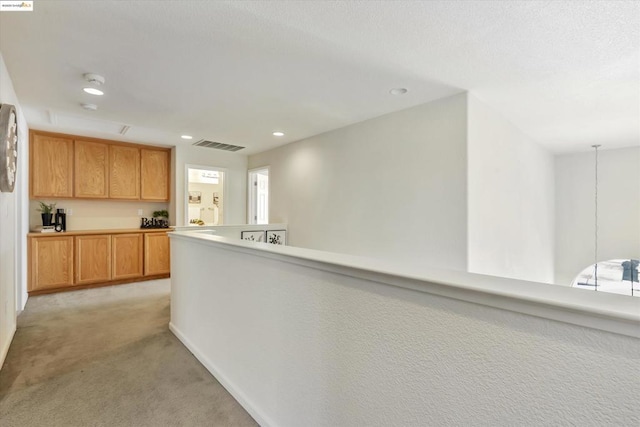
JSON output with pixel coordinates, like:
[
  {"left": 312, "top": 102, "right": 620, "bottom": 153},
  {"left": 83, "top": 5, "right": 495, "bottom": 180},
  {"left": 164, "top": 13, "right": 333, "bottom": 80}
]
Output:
[
  {"left": 140, "top": 148, "right": 170, "bottom": 201},
  {"left": 112, "top": 233, "right": 143, "bottom": 279},
  {"left": 30, "top": 133, "right": 74, "bottom": 198},
  {"left": 110, "top": 145, "right": 140, "bottom": 199},
  {"left": 29, "top": 236, "right": 74, "bottom": 291},
  {"left": 144, "top": 232, "right": 170, "bottom": 276},
  {"left": 75, "top": 140, "right": 109, "bottom": 198},
  {"left": 76, "top": 235, "right": 112, "bottom": 284}
]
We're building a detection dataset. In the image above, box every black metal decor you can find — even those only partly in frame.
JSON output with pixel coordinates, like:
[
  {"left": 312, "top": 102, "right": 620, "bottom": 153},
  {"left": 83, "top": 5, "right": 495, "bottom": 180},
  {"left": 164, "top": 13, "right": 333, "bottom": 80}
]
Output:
[{"left": 140, "top": 217, "right": 169, "bottom": 229}]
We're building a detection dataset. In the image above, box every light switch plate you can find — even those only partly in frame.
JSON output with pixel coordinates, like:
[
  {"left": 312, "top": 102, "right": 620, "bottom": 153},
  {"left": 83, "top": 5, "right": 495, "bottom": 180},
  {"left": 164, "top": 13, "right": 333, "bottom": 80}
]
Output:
[{"left": 137, "top": 209, "right": 143, "bottom": 216}]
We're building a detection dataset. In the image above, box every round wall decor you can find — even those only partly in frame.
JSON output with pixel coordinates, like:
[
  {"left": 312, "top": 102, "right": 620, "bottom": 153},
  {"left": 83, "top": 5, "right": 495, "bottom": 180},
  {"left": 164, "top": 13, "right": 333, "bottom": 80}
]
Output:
[{"left": 0, "top": 103, "right": 18, "bottom": 193}]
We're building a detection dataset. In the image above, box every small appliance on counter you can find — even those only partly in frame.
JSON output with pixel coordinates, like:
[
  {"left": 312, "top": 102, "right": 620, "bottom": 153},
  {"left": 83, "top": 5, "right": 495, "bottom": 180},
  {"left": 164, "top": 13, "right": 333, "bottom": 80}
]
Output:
[{"left": 54, "top": 208, "right": 67, "bottom": 232}]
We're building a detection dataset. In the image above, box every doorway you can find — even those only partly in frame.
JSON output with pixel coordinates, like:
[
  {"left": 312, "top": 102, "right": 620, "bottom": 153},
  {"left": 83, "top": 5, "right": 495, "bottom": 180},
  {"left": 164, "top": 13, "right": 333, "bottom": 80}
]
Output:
[
  {"left": 248, "top": 167, "right": 269, "bottom": 225},
  {"left": 185, "top": 166, "right": 225, "bottom": 226}
]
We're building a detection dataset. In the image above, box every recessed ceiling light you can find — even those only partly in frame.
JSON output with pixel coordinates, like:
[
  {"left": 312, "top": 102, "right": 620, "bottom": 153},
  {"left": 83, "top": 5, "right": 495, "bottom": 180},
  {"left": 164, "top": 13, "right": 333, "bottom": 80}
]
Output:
[
  {"left": 181, "top": 135, "right": 193, "bottom": 140},
  {"left": 83, "top": 87, "right": 104, "bottom": 96},
  {"left": 273, "top": 131, "right": 284, "bottom": 137},
  {"left": 390, "top": 88, "right": 408, "bottom": 95},
  {"left": 82, "top": 73, "right": 105, "bottom": 96},
  {"left": 81, "top": 103, "right": 98, "bottom": 111}
]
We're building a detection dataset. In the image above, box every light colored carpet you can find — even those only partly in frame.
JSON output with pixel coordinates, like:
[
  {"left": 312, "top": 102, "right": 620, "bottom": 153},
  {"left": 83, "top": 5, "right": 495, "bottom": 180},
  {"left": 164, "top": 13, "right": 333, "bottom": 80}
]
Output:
[{"left": 0, "top": 279, "right": 258, "bottom": 427}]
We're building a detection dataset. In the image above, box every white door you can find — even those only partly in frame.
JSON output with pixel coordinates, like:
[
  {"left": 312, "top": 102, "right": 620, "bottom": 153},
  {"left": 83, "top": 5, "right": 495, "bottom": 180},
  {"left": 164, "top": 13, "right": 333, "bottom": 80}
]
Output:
[{"left": 248, "top": 168, "right": 269, "bottom": 224}]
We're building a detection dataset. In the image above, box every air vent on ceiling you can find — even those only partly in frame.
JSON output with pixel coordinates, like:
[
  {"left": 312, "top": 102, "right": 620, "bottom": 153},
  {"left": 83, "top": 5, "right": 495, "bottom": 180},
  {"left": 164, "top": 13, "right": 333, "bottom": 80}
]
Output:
[{"left": 193, "top": 139, "right": 245, "bottom": 152}]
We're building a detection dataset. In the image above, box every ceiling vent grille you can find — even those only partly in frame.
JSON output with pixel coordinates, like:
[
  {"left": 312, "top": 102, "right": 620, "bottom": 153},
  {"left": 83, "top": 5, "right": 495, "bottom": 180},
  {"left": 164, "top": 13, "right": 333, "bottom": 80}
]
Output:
[{"left": 193, "top": 139, "right": 245, "bottom": 152}]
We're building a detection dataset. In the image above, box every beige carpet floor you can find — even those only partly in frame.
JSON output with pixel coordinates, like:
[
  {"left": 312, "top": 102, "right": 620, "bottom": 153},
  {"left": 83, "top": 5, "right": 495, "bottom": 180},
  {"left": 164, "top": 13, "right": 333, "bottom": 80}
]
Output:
[{"left": 0, "top": 279, "right": 258, "bottom": 427}]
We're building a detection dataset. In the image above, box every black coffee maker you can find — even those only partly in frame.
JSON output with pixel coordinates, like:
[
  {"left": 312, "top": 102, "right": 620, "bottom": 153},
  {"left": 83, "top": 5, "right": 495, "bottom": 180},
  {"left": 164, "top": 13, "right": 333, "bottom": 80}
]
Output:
[{"left": 54, "top": 208, "right": 66, "bottom": 232}]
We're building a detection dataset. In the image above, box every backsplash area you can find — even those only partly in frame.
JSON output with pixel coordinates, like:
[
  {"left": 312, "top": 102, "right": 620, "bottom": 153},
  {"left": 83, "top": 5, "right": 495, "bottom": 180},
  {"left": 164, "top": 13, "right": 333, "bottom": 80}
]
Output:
[{"left": 29, "top": 200, "right": 170, "bottom": 231}]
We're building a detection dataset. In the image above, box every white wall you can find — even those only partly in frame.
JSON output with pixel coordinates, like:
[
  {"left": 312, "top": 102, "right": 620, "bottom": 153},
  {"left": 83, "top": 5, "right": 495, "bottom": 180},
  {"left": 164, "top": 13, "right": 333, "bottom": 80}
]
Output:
[
  {"left": 467, "top": 94, "right": 555, "bottom": 283},
  {"left": 0, "top": 52, "right": 29, "bottom": 368},
  {"left": 172, "top": 145, "right": 247, "bottom": 227},
  {"left": 249, "top": 93, "right": 468, "bottom": 270},
  {"left": 170, "top": 235, "right": 640, "bottom": 427},
  {"left": 555, "top": 147, "right": 640, "bottom": 285},
  {"left": 28, "top": 199, "right": 169, "bottom": 231}
]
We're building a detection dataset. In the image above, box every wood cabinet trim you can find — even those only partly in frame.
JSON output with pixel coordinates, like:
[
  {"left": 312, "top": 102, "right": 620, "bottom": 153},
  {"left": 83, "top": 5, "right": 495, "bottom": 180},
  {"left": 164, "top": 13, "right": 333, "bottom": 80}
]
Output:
[
  {"left": 30, "top": 129, "right": 170, "bottom": 151},
  {"left": 27, "top": 228, "right": 172, "bottom": 237}
]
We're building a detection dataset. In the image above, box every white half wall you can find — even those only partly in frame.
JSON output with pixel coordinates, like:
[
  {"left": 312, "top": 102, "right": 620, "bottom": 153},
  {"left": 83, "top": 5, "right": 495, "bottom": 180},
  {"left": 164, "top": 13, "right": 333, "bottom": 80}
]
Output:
[
  {"left": 170, "top": 233, "right": 640, "bottom": 426},
  {"left": 467, "top": 94, "right": 555, "bottom": 283},
  {"left": 0, "top": 52, "right": 29, "bottom": 369},
  {"left": 171, "top": 145, "right": 248, "bottom": 227},
  {"left": 555, "top": 147, "right": 640, "bottom": 285},
  {"left": 249, "top": 93, "right": 468, "bottom": 270}
]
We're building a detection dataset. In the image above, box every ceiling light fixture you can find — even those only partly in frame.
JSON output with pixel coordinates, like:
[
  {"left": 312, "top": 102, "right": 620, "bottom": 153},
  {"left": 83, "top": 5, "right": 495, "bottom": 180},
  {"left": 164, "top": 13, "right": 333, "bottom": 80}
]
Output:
[
  {"left": 390, "top": 88, "right": 408, "bottom": 95},
  {"left": 81, "top": 103, "right": 98, "bottom": 111},
  {"left": 83, "top": 73, "right": 105, "bottom": 96},
  {"left": 181, "top": 135, "right": 193, "bottom": 140},
  {"left": 83, "top": 87, "right": 104, "bottom": 96},
  {"left": 273, "top": 131, "right": 284, "bottom": 137}
]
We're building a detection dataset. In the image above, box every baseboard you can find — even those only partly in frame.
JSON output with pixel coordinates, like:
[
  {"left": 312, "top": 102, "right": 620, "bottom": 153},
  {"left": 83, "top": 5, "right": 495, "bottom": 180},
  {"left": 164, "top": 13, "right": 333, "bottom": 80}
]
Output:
[
  {"left": 29, "top": 274, "right": 170, "bottom": 296},
  {"left": 169, "top": 322, "right": 275, "bottom": 427},
  {"left": 0, "top": 323, "right": 16, "bottom": 371}
]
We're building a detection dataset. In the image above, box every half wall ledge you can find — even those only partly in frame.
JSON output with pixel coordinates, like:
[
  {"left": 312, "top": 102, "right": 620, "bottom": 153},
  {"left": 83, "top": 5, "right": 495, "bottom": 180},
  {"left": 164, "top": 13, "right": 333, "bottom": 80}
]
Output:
[{"left": 169, "top": 231, "right": 639, "bottom": 338}]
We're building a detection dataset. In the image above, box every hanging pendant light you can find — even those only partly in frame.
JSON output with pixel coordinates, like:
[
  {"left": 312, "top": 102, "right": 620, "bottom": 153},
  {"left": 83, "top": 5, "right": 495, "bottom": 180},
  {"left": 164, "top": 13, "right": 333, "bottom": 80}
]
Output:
[{"left": 592, "top": 144, "right": 601, "bottom": 291}]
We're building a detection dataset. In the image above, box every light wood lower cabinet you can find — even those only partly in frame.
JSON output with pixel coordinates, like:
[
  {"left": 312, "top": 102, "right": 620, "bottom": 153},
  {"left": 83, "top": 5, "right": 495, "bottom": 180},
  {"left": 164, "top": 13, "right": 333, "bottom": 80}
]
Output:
[
  {"left": 29, "top": 236, "right": 74, "bottom": 291},
  {"left": 75, "top": 235, "right": 112, "bottom": 284},
  {"left": 112, "top": 234, "right": 143, "bottom": 279},
  {"left": 28, "top": 231, "right": 169, "bottom": 294},
  {"left": 145, "top": 232, "right": 170, "bottom": 276}
]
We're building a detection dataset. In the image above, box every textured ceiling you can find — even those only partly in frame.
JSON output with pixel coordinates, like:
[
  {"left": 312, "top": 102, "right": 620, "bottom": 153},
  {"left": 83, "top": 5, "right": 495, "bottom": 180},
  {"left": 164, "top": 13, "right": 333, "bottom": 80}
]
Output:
[{"left": 0, "top": 1, "right": 638, "bottom": 154}]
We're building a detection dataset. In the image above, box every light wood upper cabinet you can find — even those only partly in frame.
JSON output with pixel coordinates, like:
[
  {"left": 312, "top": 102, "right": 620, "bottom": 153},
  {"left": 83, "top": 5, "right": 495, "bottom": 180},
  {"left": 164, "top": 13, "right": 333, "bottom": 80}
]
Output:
[
  {"left": 30, "top": 133, "right": 74, "bottom": 198},
  {"left": 141, "top": 148, "right": 170, "bottom": 201},
  {"left": 76, "top": 235, "right": 112, "bottom": 284},
  {"left": 30, "top": 131, "right": 170, "bottom": 201},
  {"left": 144, "top": 232, "right": 170, "bottom": 276},
  {"left": 112, "top": 233, "right": 143, "bottom": 279},
  {"left": 75, "top": 140, "right": 109, "bottom": 198},
  {"left": 29, "top": 236, "right": 74, "bottom": 291},
  {"left": 109, "top": 145, "right": 140, "bottom": 199}
]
